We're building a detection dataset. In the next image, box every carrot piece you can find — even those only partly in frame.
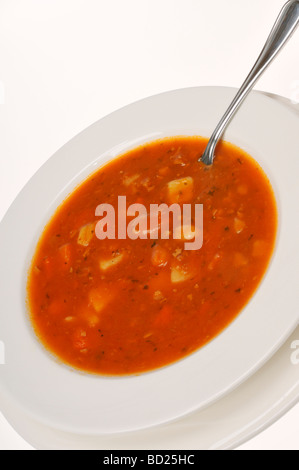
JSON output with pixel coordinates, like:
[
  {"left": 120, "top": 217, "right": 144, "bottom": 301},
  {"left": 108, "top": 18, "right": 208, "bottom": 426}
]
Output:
[
  {"left": 237, "top": 184, "right": 248, "bottom": 195},
  {"left": 47, "top": 299, "right": 66, "bottom": 316},
  {"left": 234, "top": 252, "right": 248, "bottom": 267},
  {"left": 151, "top": 245, "right": 169, "bottom": 267},
  {"left": 158, "top": 166, "right": 170, "bottom": 176}
]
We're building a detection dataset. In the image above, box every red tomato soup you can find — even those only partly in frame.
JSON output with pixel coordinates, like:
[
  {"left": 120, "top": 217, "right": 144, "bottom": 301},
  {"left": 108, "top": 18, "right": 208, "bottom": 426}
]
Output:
[{"left": 27, "top": 137, "right": 277, "bottom": 375}]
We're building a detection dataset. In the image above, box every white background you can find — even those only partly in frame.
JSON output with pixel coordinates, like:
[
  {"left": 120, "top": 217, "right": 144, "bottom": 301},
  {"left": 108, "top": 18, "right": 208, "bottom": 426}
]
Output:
[{"left": 0, "top": 0, "right": 298, "bottom": 450}]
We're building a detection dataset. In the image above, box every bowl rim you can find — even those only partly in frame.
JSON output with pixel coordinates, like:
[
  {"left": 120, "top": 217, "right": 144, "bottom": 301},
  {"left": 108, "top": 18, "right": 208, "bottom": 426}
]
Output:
[{"left": 0, "top": 85, "right": 298, "bottom": 435}]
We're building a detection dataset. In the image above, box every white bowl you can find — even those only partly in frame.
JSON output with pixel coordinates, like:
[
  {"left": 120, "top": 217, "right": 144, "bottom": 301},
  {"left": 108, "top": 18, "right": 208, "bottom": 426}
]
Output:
[{"left": 0, "top": 86, "right": 298, "bottom": 435}]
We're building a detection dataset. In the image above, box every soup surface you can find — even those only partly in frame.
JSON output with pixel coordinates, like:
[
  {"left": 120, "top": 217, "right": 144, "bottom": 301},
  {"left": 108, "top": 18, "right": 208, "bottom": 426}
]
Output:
[{"left": 27, "top": 137, "right": 277, "bottom": 375}]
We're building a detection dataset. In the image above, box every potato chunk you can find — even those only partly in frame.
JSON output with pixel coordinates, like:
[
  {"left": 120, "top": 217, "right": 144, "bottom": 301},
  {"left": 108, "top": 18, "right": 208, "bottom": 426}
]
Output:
[
  {"left": 173, "top": 224, "right": 199, "bottom": 241},
  {"left": 171, "top": 265, "right": 193, "bottom": 283},
  {"left": 167, "top": 177, "right": 194, "bottom": 203},
  {"left": 86, "top": 313, "right": 101, "bottom": 327},
  {"left": 99, "top": 252, "right": 124, "bottom": 271},
  {"left": 237, "top": 184, "right": 248, "bottom": 195},
  {"left": 59, "top": 243, "right": 72, "bottom": 266},
  {"left": 252, "top": 240, "right": 268, "bottom": 257},
  {"left": 77, "top": 223, "right": 95, "bottom": 247},
  {"left": 123, "top": 174, "right": 140, "bottom": 186},
  {"left": 234, "top": 252, "right": 248, "bottom": 267},
  {"left": 88, "top": 287, "right": 113, "bottom": 312},
  {"left": 234, "top": 218, "right": 246, "bottom": 234}
]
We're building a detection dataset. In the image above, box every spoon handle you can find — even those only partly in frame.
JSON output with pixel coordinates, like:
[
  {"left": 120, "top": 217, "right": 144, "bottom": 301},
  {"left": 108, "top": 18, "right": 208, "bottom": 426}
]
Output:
[{"left": 201, "top": 0, "right": 299, "bottom": 165}]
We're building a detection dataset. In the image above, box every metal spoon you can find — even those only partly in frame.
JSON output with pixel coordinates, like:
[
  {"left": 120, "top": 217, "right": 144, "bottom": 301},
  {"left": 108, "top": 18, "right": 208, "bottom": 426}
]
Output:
[{"left": 200, "top": 0, "right": 299, "bottom": 166}]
